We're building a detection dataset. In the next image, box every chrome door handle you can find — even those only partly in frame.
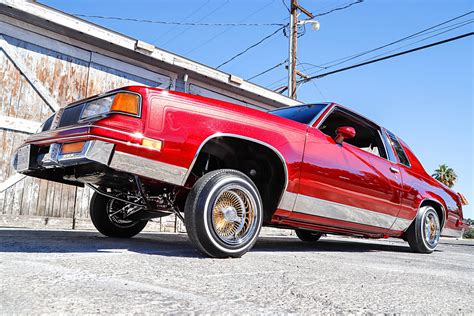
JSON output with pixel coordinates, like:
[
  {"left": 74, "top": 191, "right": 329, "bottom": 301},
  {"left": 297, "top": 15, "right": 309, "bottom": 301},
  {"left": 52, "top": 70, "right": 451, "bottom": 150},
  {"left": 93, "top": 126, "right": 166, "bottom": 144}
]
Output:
[{"left": 390, "top": 167, "right": 400, "bottom": 174}]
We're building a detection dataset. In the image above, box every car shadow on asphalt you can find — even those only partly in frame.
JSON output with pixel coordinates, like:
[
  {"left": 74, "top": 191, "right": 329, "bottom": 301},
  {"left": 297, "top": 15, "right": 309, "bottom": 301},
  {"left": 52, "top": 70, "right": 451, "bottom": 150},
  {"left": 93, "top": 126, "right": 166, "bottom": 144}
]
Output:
[{"left": 0, "top": 228, "right": 417, "bottom": 257}]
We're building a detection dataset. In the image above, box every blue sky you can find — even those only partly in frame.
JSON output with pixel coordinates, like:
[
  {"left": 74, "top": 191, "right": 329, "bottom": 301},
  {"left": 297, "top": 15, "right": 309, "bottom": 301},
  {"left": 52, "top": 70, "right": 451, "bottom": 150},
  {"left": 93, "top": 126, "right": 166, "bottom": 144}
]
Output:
[{"left": 41, "top": 0, "right": 473, "bottom": 218}]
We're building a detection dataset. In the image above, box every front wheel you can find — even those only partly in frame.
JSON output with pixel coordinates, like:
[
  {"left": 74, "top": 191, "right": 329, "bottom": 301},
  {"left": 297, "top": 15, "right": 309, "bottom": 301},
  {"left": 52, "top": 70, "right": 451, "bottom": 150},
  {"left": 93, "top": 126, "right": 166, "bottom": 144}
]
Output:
[
  {"left": 184, "top": 169, "right": 263, "bottom": 258},
  {"left": 406, "top": 206, "right": 441, "bottom": 253},
  {"left": 90, "top": 192, "right": 148, "bottom": 238}
]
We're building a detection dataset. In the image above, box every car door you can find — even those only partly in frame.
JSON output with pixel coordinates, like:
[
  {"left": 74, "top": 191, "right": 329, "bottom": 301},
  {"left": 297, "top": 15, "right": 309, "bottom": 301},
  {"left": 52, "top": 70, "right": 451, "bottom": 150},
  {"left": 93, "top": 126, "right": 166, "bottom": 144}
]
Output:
[{"left": 291, "top": 106, "right": 403, "bottom": 233}]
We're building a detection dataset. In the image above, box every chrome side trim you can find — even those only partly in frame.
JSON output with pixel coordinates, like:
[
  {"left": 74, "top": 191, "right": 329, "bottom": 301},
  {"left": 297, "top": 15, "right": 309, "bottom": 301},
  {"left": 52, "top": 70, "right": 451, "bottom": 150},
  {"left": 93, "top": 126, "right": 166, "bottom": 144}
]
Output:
[
  {"left": 278, "top": 192, "right": 444, "bottom": 232},
  {"left": 390, "top": 217, "right": 413, "bottom": 231},
  {"left": 278, "top": 191, "right": 298, "bottom": 211},
  {"left": 110, "top": 151, "right": 187, "bottom": 186},
  {"left": 290, "top": 193, "right": 401, "bottom": 229},
  {"left": 441, "top": 227, "right": 463, "bottom": 238},
  {"left": 182, "top": 132, "right": 289, "bottom": 191}
]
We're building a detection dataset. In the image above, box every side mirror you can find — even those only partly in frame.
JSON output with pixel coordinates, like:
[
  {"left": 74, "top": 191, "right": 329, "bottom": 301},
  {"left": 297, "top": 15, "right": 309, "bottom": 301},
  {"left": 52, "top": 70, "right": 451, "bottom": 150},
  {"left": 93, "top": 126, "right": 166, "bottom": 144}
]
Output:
[{"left": 334, "top": 126, "right": 356, "bottom": 145}]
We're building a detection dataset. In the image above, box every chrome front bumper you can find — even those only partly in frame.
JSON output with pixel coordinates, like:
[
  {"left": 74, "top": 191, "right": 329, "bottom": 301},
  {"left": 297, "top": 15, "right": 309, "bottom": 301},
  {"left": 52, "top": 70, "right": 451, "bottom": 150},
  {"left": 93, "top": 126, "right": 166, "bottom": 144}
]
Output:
[
  {"left": 12, "top": 140, "right": 188, "bottom": 187},
  {"left": 45, "top": 140, "right": 115, "bottom": 168},
  {"left": 12, "top": 140, "right": 115, "bottom": 171}
]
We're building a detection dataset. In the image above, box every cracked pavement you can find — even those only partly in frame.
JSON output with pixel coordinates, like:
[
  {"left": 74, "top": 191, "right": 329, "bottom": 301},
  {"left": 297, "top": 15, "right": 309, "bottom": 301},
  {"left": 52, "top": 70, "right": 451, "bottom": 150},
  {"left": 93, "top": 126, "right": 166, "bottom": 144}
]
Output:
[{"left": 0, "top": 228, "right": 473, "bottom": 314}]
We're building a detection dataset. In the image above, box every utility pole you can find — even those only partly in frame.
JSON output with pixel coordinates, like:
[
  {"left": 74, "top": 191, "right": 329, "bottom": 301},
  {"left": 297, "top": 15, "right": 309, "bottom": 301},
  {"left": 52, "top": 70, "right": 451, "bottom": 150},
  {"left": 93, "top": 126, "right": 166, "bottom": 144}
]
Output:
[
  {"left": 287, "top": 1, "right": 318, "bottom": 99},
  {"left": 288, "top": 0, "right": 298, "bottom": 100}
]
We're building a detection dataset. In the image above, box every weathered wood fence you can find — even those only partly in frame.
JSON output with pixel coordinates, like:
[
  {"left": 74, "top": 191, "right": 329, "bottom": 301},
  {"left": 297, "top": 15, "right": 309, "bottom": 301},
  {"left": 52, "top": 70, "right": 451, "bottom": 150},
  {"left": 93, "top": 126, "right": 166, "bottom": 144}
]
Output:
[{"left": 0, "top": 28, "right": 179, "bottom": 230}]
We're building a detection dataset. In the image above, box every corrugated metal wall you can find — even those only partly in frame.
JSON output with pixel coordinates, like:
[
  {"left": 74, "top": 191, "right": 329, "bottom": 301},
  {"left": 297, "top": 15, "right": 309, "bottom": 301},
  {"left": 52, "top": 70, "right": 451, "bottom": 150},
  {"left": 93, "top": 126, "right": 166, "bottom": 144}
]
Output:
[{"left": 0, "top": 19, "right": 274, "bottom": 231}]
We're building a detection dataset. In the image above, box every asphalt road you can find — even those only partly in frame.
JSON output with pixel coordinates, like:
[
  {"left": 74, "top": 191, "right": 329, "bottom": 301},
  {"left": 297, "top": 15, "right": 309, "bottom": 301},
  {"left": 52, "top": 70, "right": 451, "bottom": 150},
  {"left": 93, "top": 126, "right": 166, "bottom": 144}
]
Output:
[{"left": 0, "top": 228, "right": 473, "bottom": 314}]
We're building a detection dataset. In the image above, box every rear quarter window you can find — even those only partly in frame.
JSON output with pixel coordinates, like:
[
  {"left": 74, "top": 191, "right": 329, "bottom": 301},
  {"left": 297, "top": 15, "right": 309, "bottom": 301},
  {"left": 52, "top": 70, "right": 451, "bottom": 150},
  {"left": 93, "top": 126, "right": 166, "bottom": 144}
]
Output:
[{"left": 386, "top": 131, "right": 410, "bottom": 167}]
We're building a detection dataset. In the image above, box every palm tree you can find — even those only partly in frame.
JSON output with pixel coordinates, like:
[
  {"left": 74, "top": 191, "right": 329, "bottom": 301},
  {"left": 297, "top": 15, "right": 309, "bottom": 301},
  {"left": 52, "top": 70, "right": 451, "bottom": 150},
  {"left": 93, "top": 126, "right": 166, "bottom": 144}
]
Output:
[{"left": 432, "top": 164, "right": 457, "bottom": 188}]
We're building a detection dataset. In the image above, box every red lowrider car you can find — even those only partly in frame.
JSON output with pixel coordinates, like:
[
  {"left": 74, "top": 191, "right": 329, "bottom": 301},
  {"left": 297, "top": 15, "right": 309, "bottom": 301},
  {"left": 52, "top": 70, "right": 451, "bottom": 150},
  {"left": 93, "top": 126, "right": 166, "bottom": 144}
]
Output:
[{"left": 12, "top": 86, "right": 467, "bottom": 257}]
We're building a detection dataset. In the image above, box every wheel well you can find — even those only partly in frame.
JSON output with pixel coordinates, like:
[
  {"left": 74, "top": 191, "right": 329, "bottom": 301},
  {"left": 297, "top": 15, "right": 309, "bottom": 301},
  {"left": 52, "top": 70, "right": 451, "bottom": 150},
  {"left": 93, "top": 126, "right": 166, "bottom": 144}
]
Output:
[
  {"left": 420, "top": 200, "right": 446, "bottom": 229},
  {"left": 187, "top": 136, "right": 287, "bottom": 223}
]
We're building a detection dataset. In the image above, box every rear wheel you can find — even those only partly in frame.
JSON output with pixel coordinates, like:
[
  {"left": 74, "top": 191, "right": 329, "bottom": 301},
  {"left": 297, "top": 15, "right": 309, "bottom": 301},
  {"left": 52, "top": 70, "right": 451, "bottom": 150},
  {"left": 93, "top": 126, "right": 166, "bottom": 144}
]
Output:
[
  {"left": 406, "top": 206, "right": 441, "bottom": 253},
  {"left": 295, "top": 229, "right": 323, "bottom": 242},
  {"left": 184, "top": 169, "right": 263, "bottom": 258},
  {"left": 90, "top": 192, "right": 148, "bottom": 238}
]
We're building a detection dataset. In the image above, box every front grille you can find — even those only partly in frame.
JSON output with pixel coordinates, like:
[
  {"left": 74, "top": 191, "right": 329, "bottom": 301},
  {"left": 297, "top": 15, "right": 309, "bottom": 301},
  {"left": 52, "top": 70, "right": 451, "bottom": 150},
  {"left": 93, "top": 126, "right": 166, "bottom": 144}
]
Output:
[{"left": 58, "top": 104, "right": 85, "bottom": 128}]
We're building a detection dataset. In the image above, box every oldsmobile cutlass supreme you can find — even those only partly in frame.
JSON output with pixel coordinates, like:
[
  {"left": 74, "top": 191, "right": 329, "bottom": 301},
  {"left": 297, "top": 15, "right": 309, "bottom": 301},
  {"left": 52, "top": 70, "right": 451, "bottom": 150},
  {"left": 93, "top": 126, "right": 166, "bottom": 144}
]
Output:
[{"left": 12, "top": 86, "right": 467, "bottom": 257}]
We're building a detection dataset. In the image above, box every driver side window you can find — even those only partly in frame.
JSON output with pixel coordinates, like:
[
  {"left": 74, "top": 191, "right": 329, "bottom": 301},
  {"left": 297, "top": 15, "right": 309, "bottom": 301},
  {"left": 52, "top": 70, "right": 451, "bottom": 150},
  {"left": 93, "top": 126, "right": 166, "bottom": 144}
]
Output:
[{"left": 319, "top": 108, "right": 387, "bottom": 159}]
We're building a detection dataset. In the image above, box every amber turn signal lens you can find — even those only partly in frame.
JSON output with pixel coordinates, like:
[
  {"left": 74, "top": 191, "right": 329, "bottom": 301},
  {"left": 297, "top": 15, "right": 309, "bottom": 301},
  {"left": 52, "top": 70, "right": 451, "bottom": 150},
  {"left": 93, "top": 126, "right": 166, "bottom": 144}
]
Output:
[
  {"left": 142, "top": 138, "right": 162, "bottom": 151},
  {"left": 458, "top": 192, "right": 469, "bottom": 206},
  {"left": 61, "top": 141, "right": 86, "bottom": 154},
  {"left": 111, "top": 93, "right": 140, "bottom": 115}
]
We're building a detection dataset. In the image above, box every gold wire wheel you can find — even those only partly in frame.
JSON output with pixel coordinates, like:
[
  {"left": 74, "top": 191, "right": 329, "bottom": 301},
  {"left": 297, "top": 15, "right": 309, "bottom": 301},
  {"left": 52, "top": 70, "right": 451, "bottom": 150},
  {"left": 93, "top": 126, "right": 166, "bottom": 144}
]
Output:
[{"left": 211, "top": 186, "right": 257, "bottom": 245}]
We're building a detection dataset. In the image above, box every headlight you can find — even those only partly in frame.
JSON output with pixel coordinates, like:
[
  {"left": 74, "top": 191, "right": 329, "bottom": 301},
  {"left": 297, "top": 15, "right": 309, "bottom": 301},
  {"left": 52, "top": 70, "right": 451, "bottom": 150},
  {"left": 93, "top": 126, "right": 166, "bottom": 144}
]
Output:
[
  {"left": 80, "top": 92, "right": 140, "bottom": 120},
  {"left": 81, "top": 95, "right": 114, "bottom": 119}
]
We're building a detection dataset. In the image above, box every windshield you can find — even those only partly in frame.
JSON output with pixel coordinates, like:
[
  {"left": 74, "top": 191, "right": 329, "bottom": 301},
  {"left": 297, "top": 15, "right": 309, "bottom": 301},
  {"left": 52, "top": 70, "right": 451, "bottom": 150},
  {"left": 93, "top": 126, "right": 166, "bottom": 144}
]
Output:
[{"left": 268, "top": 104, "right": 328, "bottom": 124}]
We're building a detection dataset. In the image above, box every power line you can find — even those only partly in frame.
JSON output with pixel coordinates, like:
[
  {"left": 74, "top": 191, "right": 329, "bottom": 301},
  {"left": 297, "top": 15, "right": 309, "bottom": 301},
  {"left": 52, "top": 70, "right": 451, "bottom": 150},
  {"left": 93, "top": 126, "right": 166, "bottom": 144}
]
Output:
[
  {"left": 298, "top": 32, "right": 473, "bottom": 84},
  {"left": 358, "top": 20, "right": 473, "bottom": 63},
  {"left": 154, "top": 0, "right": 210, "bottom": 44},
  {"left": 281, "top": 0, "right": 290, "bottom": 12},
  {"left": 312, "top": 0, "right": 356, "bottom": 14},
  {"left": 210, "top": 0, "right": 364, "bottom": 71},
  {"left": 304, "top": 10, "right": 474, "bottom": 72},
  {"left": 297, "top": 62, "right": 326, "bottom": 69},
  {"left": 162, "top": 0, "right": 231, "bottom": 46},
  {"left": 216, "top": 25, "right": 287, "bottom": 69},
  {"left": 184, "top": 0, "right": 278, "bottom": 55},
  {"left": 306, "top": 17, "right": 473, "bottom": 75},
  {"left": 312, "top": 0, "right": 363, "bottom": 17},
  {"left": 297, "top": 18, "right": 473, "bottom": 83},
  {"left": 247, "top": 58, "right": 288, "bottom": 80},
  {"left": 266, "top": 11, "right": 474, "bottom": 89},
  {"left": 72, "top": 14, "right": 286, "bottom": 27},
  {"left": 298, "top": 62, "right": 326, "bottom": 99}
]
